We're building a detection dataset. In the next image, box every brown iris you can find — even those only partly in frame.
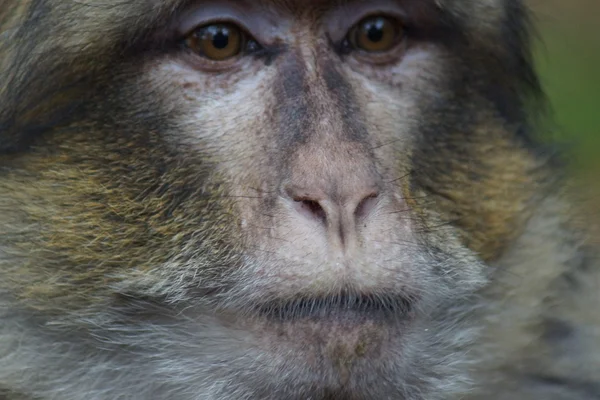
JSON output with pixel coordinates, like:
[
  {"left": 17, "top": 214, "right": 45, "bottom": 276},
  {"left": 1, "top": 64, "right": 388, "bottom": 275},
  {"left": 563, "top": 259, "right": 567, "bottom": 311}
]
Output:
[
  {"left": 350, "top": 16, "right": 403, "bottom": 53},
  {"left": 185, "top": 23, "right": 243, "bottom": 61}
]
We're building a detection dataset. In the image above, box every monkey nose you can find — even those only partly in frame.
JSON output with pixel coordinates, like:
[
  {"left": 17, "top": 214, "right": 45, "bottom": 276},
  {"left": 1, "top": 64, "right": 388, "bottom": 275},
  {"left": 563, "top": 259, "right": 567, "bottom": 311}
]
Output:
[{"left": 284, "top": 183, "right": 380, "bottom": 250}]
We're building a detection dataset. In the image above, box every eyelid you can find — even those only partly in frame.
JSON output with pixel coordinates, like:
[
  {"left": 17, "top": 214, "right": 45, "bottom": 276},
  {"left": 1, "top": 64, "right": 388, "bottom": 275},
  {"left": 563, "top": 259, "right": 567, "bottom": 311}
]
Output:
[
  {"left": 180, "top": 16, "right": 251, "bottom": 40},
  {"left": 176, "top": 3, "right": 279, "bottom": 45},
  {"left": 326, "top": 2, "right": 409, "bottom": 44}
]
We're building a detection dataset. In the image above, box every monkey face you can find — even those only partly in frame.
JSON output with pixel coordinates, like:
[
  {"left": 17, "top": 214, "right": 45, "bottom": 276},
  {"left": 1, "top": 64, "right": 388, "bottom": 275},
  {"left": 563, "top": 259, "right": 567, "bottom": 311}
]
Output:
[{"left": 0, "top": 0, "right": 546, "bottom": 398}]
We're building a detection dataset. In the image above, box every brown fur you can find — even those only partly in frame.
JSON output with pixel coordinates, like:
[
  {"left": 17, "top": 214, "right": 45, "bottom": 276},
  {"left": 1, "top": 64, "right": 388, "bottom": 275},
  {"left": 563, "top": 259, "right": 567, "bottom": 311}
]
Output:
[{"left": 0, "top": 1, "right": 598, "bottom": 399}]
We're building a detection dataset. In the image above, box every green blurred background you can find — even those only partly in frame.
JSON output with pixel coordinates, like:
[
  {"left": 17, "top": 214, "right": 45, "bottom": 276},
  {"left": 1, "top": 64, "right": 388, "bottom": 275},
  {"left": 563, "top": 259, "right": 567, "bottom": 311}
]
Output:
[{"left": 530, "top": 0, "right": 600, "bottom": 173}]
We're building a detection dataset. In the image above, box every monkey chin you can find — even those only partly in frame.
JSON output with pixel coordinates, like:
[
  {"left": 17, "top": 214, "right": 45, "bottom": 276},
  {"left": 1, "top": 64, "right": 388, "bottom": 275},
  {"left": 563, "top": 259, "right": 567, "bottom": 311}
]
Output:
[{"left": 230, "top": 293, "right": 416, "bottom": 385}]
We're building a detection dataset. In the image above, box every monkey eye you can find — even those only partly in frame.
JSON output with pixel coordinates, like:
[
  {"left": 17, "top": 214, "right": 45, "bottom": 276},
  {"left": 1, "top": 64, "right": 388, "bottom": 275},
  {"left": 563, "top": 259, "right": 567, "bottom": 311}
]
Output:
[
  {"left": 184, "top": 22, "right": 257, "bottom": 61},
  {"left": 348, "top": 16, "right": 404, "bottom": 53}
]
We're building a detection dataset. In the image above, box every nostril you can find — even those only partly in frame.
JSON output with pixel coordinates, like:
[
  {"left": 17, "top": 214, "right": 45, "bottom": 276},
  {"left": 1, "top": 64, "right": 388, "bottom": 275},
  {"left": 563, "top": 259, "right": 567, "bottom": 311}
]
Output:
[
  {"left": 284, "top": 185, "right": 379, "bottom": 226},
  {"left": 354, "top": 193, "right": 379, "bottom": 220},
  {"left": 294, "top": 197, "right": 327, "bottom": 224},
  {"left": 284, "top": 185, "right": 329, "bottom": 224}
]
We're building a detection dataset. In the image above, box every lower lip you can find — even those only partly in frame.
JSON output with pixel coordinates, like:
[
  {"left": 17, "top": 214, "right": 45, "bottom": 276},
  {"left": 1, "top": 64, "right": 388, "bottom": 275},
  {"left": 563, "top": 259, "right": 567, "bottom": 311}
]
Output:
[{"left": 250, "top": 308, "right": 413, "bottom": 364}]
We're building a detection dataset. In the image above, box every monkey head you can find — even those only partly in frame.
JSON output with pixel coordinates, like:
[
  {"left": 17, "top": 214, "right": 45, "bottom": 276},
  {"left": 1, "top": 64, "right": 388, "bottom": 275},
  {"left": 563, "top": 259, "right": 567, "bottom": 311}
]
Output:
[{"left": 0, "top": 1, "right": 557, "bottom": 399}]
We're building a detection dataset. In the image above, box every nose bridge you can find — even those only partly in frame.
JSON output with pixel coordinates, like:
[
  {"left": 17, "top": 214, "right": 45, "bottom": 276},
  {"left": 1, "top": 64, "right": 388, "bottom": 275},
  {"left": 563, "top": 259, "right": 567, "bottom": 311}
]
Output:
[
  {"left": 302, "top": 70, "right": 350, "bottom": 146},
  {"left": 273, "top": 42, "right": 369, "bottom": 146},
  {"left": 275, "top": 47, "right": 379, "bottom": 198},
  {"left": 308, "top": 60, "right": 368, "bottom": 144},
  {"left": 288, "top": 64, "right": 377, "bottom": 203}
]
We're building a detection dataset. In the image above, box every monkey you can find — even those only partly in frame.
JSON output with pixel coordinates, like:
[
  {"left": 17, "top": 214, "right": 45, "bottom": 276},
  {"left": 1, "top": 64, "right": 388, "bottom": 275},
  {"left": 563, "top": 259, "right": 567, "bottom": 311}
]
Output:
[{"left": 0, "top": 0, "right": 598, "bottom": 399}]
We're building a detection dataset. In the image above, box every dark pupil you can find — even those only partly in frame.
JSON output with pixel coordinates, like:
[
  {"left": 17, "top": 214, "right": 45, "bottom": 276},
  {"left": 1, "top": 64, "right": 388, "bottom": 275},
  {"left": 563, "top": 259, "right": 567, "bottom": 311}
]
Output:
[
  {"left": 207, "top": 25, "right": 230, "bottom": 49},
  {"left": 365, "top": 19, "right": 386, "bottom": 42}
]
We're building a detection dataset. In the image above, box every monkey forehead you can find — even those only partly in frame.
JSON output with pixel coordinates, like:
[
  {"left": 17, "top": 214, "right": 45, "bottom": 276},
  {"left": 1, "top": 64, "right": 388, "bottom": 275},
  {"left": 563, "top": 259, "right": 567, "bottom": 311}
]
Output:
[{"left": 25, "top": 0, "right": 509, "bottom": 49}]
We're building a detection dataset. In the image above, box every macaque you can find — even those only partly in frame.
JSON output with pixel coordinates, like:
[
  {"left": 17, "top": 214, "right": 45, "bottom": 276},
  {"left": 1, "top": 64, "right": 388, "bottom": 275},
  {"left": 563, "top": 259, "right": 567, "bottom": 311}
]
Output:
[{"left": 0, "top": 0, "right": 598, "bottom": 399}]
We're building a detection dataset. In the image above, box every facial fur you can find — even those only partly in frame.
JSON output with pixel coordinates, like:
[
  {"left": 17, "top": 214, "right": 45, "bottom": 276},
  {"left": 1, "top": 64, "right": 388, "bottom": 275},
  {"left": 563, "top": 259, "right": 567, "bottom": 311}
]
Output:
[{"left": 0, "top": 1, "right": 598, "bottom": 399}]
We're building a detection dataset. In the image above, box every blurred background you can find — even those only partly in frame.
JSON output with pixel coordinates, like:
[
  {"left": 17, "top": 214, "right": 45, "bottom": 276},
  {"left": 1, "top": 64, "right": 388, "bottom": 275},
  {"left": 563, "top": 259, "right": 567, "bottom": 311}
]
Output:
[{"left": 529, "top": 0, "right": 600, "bottom": 175}]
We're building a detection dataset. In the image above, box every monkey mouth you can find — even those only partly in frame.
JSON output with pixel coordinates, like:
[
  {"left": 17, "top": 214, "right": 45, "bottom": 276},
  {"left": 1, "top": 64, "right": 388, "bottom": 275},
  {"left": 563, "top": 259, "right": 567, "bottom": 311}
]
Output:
[
  {"left": 243, "top": 291, "right": 418, "bottom": 368},
  {"left": 254, "top": 291, "right": 416, "bottom": 323}
]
